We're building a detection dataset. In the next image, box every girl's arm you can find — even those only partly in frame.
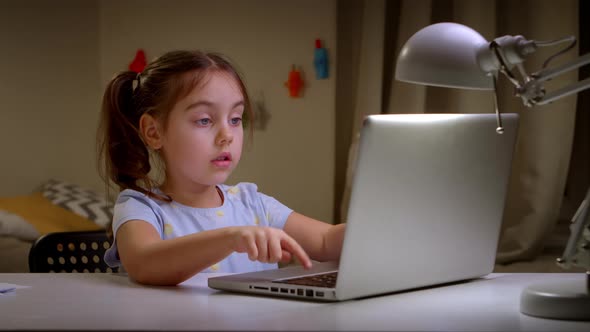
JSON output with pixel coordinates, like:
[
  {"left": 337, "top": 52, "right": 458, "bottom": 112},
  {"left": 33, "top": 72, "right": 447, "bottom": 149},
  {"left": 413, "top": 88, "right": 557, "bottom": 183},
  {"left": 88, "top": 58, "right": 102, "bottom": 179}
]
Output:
[
  {"left": 283, "top": 212, "right": 346, "bottom": 262},
  {"left": 116, "top": 220, "right": 311, "bottom": 286}
]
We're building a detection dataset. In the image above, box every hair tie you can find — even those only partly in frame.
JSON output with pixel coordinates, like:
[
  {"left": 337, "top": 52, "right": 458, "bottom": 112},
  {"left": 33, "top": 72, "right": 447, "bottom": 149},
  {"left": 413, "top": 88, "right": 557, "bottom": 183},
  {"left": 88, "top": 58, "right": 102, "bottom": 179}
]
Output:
[{"left": 132, "top": 72, "right": 141, "bottom": 92}]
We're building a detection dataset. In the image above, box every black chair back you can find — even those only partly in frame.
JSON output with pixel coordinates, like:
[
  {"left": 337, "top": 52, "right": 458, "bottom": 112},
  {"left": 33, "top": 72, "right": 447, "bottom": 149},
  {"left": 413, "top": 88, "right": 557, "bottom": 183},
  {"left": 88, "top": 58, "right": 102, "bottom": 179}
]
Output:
[{"left": 28, "top": 230, "right": 118, "bottom": 273}]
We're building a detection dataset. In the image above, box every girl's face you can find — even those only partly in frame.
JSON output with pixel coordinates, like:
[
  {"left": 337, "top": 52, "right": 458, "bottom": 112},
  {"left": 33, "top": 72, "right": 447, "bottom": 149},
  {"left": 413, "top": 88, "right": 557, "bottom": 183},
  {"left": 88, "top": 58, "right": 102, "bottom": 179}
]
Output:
[{"left": 159, "top": 71, "right": 245, "bottom": 189}]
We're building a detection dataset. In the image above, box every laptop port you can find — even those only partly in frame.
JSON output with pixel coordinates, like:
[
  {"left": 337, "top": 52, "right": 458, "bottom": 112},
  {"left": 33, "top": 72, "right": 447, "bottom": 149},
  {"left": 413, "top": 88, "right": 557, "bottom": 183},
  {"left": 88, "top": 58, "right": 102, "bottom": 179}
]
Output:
[
  {"left": 270, "top": 287, "right": 278, "bottom": 292},
  {"left": 280, "top": 288, "right": 288, "bottom": 293},
  {"left": 316, "top": 291, "right": 324, "bottom": 297},
  {"left": 290, "top": 289, "right": 295, "bottom": 294},
  {"left": 306, "top": 289, "right": 314, "bottom": 297},
  {"left": 297, "top": 289, "right": 304, "bottom": 296}
]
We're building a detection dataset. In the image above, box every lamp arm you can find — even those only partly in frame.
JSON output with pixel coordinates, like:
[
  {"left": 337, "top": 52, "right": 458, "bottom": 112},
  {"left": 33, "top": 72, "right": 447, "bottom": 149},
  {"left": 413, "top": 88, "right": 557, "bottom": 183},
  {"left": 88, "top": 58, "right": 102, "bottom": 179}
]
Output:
[
  {"left": 516, "top": 52, "right": 590, "bottom": 106},
  {"left": 533, "top": 51, "right": 590, "bottom": 83},
  {"left": 490, "top": 38, "right": 590, "bottom": 271},
  {"left": 557, "top": 188, "right": 590, "bottom": 272},
  {"left": 535, "top": 77, "right": 590, "bottom": 106}
]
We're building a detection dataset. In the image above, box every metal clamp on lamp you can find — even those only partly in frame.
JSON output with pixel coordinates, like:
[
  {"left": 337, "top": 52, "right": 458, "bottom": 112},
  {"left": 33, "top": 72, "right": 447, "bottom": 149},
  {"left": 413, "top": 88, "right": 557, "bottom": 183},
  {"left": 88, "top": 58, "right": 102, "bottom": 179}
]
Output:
[{"left": 395, "top": 22, "right": 590, "bottom": 321}]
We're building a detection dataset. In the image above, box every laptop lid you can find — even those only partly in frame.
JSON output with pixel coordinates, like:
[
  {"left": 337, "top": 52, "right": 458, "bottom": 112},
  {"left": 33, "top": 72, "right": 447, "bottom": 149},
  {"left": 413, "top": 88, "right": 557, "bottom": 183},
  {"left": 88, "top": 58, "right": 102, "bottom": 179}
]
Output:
[
  {"left": 334, "top": 113, "right": 518, "bottom": 300},
  {"left": 208, "top": 113, "right": 518, "bottom": 301}
]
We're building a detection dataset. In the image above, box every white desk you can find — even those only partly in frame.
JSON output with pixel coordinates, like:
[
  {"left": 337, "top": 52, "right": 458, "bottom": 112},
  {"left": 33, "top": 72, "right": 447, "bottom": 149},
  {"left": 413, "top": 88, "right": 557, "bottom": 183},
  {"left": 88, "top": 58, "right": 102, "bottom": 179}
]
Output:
[{"left": 0, "top": 273, "right": 588, "bottom": 331}]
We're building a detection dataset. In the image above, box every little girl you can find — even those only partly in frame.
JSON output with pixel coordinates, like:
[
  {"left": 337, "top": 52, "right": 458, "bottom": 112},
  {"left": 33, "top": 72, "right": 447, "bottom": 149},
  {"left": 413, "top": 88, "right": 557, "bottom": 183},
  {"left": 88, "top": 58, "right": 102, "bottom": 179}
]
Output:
[{"left": 97, "top": 50, "right": 345, "bottom": 285}]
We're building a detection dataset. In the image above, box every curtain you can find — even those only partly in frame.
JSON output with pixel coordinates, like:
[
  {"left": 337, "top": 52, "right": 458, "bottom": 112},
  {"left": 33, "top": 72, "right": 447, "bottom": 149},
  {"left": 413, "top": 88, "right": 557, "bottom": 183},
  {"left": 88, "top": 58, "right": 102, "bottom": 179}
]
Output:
[{"left": 335, "top": 0, "right": 583, "bottom": 264}]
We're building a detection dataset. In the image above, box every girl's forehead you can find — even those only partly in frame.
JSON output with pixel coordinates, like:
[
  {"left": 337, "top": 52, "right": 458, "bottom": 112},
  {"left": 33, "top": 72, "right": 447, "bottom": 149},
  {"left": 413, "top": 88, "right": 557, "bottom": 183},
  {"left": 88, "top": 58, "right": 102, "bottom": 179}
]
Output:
[
  {"left": 188, "top": 71, "right": 243, "bottom": 99},
  {"left": 172, "top": 71, "right": 243, "bottom": 111}
]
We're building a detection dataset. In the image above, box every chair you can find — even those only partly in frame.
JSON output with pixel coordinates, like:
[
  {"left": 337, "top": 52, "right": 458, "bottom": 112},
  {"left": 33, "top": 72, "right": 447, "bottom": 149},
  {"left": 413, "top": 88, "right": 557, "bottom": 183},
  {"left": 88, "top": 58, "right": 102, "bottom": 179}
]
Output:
[{"left": 28, "top": 230, "right": 119, "bottom": 273}]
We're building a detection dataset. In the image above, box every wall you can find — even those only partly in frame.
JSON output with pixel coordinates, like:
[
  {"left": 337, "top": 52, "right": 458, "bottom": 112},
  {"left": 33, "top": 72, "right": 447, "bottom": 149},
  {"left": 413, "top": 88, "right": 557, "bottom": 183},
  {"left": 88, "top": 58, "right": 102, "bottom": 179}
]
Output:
[
  {"left": 0, "top": 0, "right": 336, "bottom": 223},
  {"left": 0, "top": 0, "right": 101, "bottom": 195}
]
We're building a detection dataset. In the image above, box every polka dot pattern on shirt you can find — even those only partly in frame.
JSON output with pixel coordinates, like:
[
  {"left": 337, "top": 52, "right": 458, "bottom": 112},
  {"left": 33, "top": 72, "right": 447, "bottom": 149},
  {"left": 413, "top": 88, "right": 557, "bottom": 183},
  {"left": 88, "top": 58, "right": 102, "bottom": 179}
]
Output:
[{"left": 164, "top": 223, "right": 174, "bottom": 235}]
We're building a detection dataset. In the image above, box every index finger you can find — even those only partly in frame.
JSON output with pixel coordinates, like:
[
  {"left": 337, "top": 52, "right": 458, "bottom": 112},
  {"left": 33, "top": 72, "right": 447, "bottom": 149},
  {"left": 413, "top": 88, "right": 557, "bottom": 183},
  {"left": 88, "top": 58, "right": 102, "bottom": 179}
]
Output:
[{"left": 280, "top": 236, "right": 312, "bottom": 269}]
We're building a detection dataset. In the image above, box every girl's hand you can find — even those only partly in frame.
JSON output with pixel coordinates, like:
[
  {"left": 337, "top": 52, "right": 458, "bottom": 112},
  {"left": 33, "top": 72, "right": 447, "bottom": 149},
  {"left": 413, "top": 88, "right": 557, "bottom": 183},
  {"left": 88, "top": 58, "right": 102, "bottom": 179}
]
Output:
[{"left": 229, "top": 226, "right": 312, "bottom": 269}]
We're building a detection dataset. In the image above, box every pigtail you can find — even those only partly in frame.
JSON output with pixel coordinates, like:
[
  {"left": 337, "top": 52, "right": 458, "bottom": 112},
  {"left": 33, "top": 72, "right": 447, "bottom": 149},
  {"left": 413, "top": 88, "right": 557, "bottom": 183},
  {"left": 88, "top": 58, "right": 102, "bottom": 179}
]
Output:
[{"left": 97, "top": 71, "right": 154, "bottom": 199}]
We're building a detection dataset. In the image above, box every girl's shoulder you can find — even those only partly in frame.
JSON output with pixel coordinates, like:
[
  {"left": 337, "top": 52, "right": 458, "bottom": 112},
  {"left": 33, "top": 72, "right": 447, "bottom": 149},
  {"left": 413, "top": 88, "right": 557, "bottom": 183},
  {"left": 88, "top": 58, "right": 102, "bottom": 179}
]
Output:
[
  {"left": 117, "top": 188, "right": 146, "bottom": 201},
  {"left": 116, "top": 188, "right": 169, "bottom": 208}
]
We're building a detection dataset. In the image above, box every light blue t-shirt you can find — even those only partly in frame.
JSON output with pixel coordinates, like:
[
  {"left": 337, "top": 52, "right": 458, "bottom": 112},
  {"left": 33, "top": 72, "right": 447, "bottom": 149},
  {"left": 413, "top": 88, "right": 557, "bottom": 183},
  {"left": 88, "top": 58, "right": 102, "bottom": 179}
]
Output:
[{"left": 104, "top": 183, "right": 293, "bottom": 273}]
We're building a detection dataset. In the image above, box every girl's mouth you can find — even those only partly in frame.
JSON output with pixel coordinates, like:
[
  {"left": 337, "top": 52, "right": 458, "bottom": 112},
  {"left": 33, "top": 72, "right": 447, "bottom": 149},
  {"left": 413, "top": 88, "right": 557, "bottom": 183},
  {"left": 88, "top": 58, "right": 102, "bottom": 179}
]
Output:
[{"left": 211, "top": 152, "right": 232, "bottom": 168}]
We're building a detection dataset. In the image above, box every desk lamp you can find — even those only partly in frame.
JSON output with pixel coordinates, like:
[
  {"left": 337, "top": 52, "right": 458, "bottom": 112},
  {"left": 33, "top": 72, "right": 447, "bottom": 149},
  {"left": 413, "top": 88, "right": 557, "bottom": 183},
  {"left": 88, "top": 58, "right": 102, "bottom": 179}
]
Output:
[{"left": 395, "top": 22, "right": 590, "bottom": 321}]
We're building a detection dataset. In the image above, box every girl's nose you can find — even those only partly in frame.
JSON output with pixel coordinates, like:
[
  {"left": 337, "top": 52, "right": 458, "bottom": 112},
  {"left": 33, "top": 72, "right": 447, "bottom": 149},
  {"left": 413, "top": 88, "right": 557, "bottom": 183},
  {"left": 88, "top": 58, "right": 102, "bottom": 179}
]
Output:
[{"left": 216, "top": 126, "right": 234, "bottom": 146}]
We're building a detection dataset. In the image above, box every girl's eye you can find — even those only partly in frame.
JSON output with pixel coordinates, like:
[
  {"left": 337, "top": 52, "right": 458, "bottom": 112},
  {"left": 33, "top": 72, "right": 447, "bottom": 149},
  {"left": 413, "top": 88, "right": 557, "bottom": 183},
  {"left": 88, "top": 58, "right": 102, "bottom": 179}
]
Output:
[
  {"left": 230, "top": 117, "right": 242, "bottom": 125},
  {"left": 196, "top": 118, "right": 211, "bottom": 126}
]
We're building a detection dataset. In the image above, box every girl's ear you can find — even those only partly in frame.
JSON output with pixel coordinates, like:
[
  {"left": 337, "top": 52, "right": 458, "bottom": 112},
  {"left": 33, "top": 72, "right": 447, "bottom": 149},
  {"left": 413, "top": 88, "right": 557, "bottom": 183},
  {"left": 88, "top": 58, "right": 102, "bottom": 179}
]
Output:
[{"left": 139, "top": 113, "right": 163, "bottom": 150}]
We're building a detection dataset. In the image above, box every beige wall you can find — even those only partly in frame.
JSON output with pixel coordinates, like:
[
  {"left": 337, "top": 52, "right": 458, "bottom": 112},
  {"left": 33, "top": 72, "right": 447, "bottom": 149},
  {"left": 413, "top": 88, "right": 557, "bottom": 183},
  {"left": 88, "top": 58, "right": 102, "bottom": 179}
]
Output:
[
  {"left": 1, "top": 0, "right": 336, "bottom": 223},
  {"left": 0, "top": 1, "right": 102, "bottom": 194}
]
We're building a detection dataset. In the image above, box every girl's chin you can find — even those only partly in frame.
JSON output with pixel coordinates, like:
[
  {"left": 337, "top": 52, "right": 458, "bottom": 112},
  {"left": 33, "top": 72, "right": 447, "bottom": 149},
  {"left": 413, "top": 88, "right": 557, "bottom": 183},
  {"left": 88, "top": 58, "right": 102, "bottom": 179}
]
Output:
[{"left": 209, "top": 173, "right": 232, "bottom": 184}]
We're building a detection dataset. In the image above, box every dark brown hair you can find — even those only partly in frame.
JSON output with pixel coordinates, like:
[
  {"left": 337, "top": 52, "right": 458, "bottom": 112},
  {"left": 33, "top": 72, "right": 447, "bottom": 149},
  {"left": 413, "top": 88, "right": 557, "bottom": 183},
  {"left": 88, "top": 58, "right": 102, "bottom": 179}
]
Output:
[{"left": 97, "top": 50, "right": 253, "bottom": 202}]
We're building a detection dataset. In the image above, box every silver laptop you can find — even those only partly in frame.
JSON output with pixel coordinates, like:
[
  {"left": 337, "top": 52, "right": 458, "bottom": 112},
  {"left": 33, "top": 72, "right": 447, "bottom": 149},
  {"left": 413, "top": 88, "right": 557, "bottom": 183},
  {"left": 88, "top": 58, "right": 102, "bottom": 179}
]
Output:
[{"left": 209, "top": 113, "right": 519, "bottom": 301}]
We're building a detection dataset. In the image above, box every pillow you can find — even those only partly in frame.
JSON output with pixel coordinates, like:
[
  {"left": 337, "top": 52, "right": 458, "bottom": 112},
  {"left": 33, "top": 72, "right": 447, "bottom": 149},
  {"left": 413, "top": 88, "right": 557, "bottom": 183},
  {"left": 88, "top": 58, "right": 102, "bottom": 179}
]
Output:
[
  {"left": 0, "top": 192, "right": 102, "bottom": 235},
  {"left": 0, "top": 209, "right": 40, "bottom": 241},
  {"left": 41, "top": 179, "right": 113, "bottom": 228}
]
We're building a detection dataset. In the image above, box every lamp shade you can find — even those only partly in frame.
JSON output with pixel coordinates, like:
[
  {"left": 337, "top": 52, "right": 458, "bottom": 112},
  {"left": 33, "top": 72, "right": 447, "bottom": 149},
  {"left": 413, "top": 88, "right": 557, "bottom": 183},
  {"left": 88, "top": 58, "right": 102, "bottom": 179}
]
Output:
[{"left": 395, "top": 22, "right": 495, "bottom": 90}]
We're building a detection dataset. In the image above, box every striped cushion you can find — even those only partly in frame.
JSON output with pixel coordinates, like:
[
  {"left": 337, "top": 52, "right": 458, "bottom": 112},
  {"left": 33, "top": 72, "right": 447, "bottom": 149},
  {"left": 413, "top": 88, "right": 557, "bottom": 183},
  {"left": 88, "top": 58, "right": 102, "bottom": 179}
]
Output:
[{"left": 41, "top": 179, "right": 113, "bottom": 228}]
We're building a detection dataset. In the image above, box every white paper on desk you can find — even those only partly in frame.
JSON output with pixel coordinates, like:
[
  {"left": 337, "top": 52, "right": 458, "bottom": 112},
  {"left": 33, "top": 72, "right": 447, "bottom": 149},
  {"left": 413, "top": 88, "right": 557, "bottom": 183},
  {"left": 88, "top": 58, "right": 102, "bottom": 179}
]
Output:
[
  {"left": 0, "top": 283, "right": 17, "bottom": 292},
  {"left": 0, "top": 283, "right": 29, "bottom": 295}
]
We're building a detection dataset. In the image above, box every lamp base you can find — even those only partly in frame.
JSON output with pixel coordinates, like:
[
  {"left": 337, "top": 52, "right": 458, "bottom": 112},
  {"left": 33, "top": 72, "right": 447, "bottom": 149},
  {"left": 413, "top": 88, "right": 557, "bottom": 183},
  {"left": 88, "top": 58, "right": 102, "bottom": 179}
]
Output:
[{"left": 520, "top": 273, "right": 590, "bottom": 320}]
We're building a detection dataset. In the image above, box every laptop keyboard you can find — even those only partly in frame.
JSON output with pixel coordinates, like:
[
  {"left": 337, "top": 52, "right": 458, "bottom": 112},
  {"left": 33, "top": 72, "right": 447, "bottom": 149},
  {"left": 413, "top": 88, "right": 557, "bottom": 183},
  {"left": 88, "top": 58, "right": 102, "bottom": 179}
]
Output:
[{"left": 273, "top": 272, "right": 338, "bottom": 288}]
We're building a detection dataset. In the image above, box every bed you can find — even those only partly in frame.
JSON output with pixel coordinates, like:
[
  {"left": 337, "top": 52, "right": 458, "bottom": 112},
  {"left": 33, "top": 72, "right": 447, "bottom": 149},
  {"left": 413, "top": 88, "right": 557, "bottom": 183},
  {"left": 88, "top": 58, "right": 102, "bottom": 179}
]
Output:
[{"left": 0, "top": 179, "right": 111, "bottom": 272}]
